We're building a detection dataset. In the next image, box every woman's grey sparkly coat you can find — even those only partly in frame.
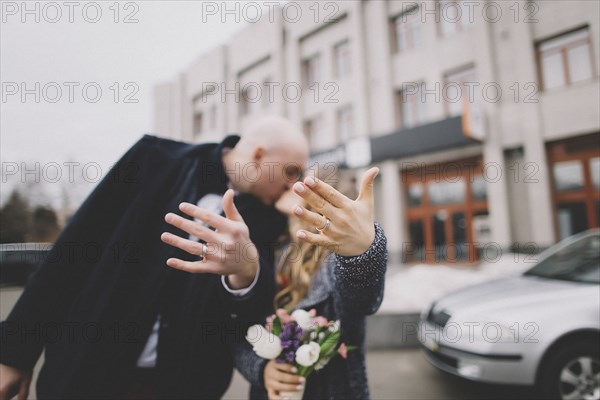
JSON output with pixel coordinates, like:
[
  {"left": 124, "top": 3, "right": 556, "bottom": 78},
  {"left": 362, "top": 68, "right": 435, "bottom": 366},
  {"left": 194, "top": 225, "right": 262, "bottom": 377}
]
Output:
[{"left": 234, "top": 223, "right": 388, "bottom": 400}]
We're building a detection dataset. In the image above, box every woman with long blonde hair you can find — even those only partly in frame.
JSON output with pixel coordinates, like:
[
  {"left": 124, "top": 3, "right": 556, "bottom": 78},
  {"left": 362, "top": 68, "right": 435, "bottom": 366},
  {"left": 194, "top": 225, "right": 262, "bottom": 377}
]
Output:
[{"left": 235, "top": 167, "right": 388, "bottom": 399}]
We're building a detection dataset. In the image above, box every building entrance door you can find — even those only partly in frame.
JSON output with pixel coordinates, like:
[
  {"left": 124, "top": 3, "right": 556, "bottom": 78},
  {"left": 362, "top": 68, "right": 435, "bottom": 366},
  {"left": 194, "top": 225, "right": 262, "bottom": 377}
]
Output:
[
  {"left": 547, "top": 133, "right": 600, "bottom": 240},
  {"left": 403, "top": 157, "right": 489, "bottom": 264}
]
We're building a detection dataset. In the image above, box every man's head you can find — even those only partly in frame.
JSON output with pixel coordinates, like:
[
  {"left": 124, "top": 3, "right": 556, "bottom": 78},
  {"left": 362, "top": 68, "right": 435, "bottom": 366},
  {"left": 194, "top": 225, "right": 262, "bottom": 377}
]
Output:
[{"left": 223, "top": 116, "right": 309, "bottom": 206}]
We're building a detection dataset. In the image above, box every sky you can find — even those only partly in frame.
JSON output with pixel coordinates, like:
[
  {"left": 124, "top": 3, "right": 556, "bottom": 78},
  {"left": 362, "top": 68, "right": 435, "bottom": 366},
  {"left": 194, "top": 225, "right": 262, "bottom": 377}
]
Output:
[{"left": 0, "top": 0, "right": 248, "bottom": 207}]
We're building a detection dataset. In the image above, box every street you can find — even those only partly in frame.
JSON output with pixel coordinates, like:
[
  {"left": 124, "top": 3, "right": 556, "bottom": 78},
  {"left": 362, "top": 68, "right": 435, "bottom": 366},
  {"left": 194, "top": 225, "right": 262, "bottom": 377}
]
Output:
[
  {"left": 223, "top": 348, "right": 540, "bottom": 400},
  {"left": 2, "top": 288, "right": 541, "bottom": 400}
]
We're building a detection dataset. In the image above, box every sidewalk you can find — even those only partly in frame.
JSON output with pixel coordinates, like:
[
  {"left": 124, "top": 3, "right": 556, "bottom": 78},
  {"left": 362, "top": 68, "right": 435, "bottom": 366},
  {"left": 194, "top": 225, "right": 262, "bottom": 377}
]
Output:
[{"left": 379, "top": 253, "right": 536, "bottom": 314}]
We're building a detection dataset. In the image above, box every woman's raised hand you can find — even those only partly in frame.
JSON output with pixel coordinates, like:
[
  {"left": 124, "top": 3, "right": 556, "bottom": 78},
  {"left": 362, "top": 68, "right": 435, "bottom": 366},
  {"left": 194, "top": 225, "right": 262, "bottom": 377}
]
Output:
[{"left": 292, "top": 167, "right": 379, "bottom": 257}]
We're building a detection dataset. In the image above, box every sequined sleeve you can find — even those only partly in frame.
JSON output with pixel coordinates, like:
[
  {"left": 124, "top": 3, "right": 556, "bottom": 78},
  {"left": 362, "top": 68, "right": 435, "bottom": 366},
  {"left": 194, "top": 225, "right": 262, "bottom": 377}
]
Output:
[{"left": 333, "top": 223, "right": 388, "bottom": 315}]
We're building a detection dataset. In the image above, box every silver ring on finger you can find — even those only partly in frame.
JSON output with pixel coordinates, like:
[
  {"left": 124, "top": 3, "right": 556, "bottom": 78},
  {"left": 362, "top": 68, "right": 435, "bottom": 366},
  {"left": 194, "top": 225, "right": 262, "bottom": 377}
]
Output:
[
  {"left": 200, "top": 243, "right": 207, "bottom": 259},
  {"left": 316, "top": 217, "right": 331, "bottom": 233}
]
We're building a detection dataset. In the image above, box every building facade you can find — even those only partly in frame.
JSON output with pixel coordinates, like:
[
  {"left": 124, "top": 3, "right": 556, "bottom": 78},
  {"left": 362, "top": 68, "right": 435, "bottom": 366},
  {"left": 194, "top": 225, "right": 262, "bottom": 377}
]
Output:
[{"left": 154, "top": 0, "right": 600, "bottom": 265}]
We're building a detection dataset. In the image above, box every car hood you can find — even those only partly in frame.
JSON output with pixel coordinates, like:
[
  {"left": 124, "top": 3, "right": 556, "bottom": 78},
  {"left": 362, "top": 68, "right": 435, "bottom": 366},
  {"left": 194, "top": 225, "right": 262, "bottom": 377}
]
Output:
[{"left": 432, "top": 275, "right": 600, "bottom": 324}]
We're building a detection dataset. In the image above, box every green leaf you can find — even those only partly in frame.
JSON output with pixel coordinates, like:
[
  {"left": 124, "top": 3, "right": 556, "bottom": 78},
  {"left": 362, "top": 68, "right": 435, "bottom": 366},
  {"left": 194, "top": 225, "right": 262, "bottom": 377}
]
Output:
[
  {"left": 272, "top": 316, "right": 282, "bottom": 336},
  {"left": 318, "top": 331, "right": 340, "bottom": 356}
]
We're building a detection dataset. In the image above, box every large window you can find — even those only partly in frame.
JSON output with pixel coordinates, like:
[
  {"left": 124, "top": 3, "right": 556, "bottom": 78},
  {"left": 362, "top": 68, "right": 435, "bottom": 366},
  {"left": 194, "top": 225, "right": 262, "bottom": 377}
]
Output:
[
  {"left": 240, "top": 84, "right": 261, "bottom": 116},
  {"left": 392, "top": 5, "right": 422, "bottom": 53},
  {"left": 303, "top": 115, "right": 324, "bottom": 151},
  {"left": 302, "top": 54, "right": 321, "bottom": 88},
  {"left": 438, "top": 0, "right": 474, "bottom": 37},
  {"left": 333, "top": 40, "right": 351, "bottom": 78},
  {"left": 537, "top": 27, "right": 595, "bottom": 90},
  {"left": 444, "top": 66, "right": 477, "bottom": 117},
  {"left": 396, "top": 82, "right": 427, "bottom": 129},
  {"left": 548, "top": 134, "right": 600, "bottom": 240}
]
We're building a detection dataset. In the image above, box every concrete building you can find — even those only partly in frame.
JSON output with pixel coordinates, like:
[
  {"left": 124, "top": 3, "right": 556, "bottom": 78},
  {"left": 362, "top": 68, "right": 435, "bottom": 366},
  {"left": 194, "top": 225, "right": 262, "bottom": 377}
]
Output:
[{"left": 154, "top": 0, "right": 600, "bottom": 265}]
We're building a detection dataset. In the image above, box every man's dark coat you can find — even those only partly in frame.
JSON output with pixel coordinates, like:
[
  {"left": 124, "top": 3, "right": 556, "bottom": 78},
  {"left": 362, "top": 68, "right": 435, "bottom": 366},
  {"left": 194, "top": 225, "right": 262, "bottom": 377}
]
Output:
[{"left": 0, "top": 135, "right": 285, "bottom": 399}]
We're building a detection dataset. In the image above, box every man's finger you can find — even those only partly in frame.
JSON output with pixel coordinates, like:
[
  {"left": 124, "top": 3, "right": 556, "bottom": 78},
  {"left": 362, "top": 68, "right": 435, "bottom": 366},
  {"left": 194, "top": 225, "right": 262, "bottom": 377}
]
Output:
[
  {"left": 303, "top": 175, "right": 349, "bottom": 208},
  {"left": 161, "top": 232, "right": 213, "bottom": 260},
  {"left": 164, "top": 213, "right": 219, "bottom": 243},
  {"left": 165, "top": 258, "right": 220, "bottom": 274},
  {"left": 357, "top": 167, "right": 379, "bottom": 202},
  {"left": 222, "top": 189, "right": 244, "bottom": 222},
  {"left": 178, "top": 202, "right": 229, "bottom": 231}
]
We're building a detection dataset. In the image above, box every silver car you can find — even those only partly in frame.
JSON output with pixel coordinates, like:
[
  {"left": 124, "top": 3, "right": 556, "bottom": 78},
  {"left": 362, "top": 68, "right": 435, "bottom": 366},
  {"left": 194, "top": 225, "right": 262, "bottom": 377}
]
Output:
[{"left": 419, "top": 229, "right": 600, "bottom": 400}]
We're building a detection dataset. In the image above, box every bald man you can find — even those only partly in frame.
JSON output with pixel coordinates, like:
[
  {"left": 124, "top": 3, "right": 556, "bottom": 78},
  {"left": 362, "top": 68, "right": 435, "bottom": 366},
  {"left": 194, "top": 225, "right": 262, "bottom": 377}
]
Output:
[
  {"left": 224, "top": 116, "right": 309, "bottom": 206},
  {"left": 0, "top": 116, "right": 309, "bottom": 399}
]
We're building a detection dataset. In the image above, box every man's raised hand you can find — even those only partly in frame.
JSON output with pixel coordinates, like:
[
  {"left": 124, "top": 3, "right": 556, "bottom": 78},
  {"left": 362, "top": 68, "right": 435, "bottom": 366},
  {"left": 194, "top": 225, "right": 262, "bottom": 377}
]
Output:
[{"left": 160, "top": 189, "right": 259, "bottom": 289}]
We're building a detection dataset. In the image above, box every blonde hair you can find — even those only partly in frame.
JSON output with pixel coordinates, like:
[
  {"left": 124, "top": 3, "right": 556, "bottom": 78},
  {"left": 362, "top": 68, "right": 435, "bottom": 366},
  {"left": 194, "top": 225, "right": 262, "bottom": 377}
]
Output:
[{"left": 273, "top": 209, "right": 329, "bottom": 311}]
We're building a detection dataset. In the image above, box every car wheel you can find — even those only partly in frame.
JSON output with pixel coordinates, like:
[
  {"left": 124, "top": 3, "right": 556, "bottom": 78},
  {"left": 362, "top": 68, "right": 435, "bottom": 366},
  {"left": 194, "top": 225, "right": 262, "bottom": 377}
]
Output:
[{"left": 540, "top": 341, "right": 600, "bottom": 400}]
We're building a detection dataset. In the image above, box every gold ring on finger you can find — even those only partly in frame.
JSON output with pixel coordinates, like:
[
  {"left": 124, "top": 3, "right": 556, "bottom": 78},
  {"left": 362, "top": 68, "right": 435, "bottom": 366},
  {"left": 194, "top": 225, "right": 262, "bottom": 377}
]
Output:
[{"left": 316, "top": 217, "right": 331, "bottom": 233}]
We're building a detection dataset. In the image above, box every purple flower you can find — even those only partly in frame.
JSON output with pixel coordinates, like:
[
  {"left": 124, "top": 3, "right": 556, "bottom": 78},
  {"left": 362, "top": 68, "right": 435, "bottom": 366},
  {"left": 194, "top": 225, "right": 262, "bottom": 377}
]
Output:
[
  {"left": 285, "top": 351, "right": 295, "bottom": 363},
  {"left": 276, "top": 321, "right": 304, "bottom": 364}
]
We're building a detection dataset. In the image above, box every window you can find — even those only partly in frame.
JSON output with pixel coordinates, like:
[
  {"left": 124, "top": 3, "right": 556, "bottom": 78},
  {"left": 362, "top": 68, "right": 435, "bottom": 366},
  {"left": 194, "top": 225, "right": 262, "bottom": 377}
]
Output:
[
  {"left": 590, "top": 158, "right": 600, "bottom": 188},
  {"left": 444, "top": 66, "right": 477, "bottom": 117},
  {"left": 240, "top": 84, "right": 259, "bottom": 116},
  {"left": 396, "top": 82, "right": 427, "bottom": 129},
  {"left": 392, "top": 5, "right": 422, "bottom": 53},
  {"left": 303, "top": 115, "right": 323, "bottom": 151},
  {"left": 240, "top": 89, "right": 249, "bottom": 116},
  {"left": 553, "top": 161, "right": 585, "bottom": 192},
  {"left": 333, "top": 40, "right": 351, "bottom": 78},
  {"left": 406, "top": 183, "right": 423, "bottom": 207},
  {"left": 428, "top": 180, "right": 466, "bottom": 205},
  {"left": 438, "top": 0, "right": 474, "bottom": 37},
  {"left": 537, "top": 27, "right": 594, "bottom": 90},
  {"left": 302, "top": 54, "right": 321, "bottom": 88},
  {"left": 337, "top": 106, "right": 353, "bottom": 142},
  {"left": 472, "top": 175, "right": 487, "bottom": 201},
  {"left": 193, "top": 112, "right": 203, "bottom": 136}
]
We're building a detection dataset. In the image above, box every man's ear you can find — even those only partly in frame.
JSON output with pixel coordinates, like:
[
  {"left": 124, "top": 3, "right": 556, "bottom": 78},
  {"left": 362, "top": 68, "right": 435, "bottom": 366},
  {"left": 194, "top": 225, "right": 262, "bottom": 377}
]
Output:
[{"left": 252, "top": 146, "right": 265, "bottom": 162}]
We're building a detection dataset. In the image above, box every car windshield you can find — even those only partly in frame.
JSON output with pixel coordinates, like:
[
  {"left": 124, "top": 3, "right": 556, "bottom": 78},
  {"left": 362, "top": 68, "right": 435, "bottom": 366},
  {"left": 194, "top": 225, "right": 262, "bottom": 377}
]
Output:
[{"left": 525, "top": 233, "right": 600, "bottom": 284}]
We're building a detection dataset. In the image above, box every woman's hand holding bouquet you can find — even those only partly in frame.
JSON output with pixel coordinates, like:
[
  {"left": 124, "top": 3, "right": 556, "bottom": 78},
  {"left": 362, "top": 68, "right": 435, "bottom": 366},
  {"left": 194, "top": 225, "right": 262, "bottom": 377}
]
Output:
[{"left": 246, "top": 309, "right": 353, "bottom": 400}]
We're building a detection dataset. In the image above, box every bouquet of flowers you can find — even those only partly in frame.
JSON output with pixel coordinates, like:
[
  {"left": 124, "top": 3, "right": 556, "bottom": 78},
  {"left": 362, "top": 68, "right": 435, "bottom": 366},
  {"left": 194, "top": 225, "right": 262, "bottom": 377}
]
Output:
[{"left": 245, "top": 308, "right": 353, "bottom": 381}]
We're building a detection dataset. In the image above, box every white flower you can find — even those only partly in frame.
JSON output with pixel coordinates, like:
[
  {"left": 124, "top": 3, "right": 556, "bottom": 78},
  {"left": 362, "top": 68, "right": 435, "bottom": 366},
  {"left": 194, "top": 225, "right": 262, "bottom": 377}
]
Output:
[
  {"left": 328, "top": 320, "right": 340, "bottom": 333},
  {"left": 318, "top": 332, "right": 325, "bottom": 340},
  {"left": 246, "top": 324, "right": 282, "bottom": 359},
  {"left": 291, "top": 309, "right": 314, "bottom": 330},
  {"left": 313, "top": 356, "right": 331, "bottom": 371},
  {"left": 295, "top": 341, "right": 321, "bottom": 367}
]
